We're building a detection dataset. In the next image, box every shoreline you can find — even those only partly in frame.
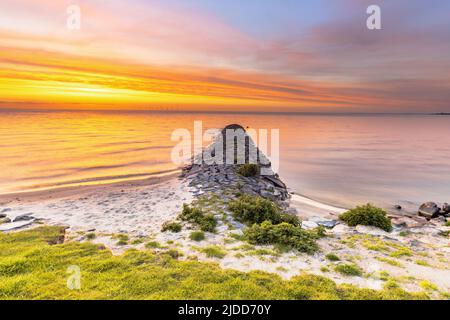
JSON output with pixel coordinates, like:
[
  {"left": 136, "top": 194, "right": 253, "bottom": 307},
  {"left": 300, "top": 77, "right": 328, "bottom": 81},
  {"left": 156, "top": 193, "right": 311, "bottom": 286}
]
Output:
[
  {"left": 0, "top": 170, "right": 180, "bottom": 205},
  {"left": 1, "top": 162, "right": 449, "bottom": 295},
  {"left": 0, "top": 171, "right": 351, "bottom": 219}
]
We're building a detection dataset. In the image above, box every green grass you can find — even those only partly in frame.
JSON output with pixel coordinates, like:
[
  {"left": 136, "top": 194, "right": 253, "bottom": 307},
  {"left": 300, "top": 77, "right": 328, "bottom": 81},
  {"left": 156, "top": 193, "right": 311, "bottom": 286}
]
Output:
[
  {"left": 419, "top": 281, "right": 438, "bottom": 292},
  {"left": 415, "top": 260, "right": 431, "bottom": 267},
  {"left": 145, "top": 241, "right": 162, "bottom": 249},
  {"left": 244, "top": 221, "right": 318, "bottom": 254},
  {"left": 161, "top": 221, "right": 182, "bottom": 233},
  {"left": 228, "top": 195, "right": 300, "bottom": 226},
  {"left": 85, "top": 233, "right": 96, "bottom": 240},
  {"left": 198, "top": 246, "right": 227, "bottom": 259},
  {"left": 325, "top": 253, "right": 340, "bottom": 262},
  {"left": 376, "top": 257, "right": 403, "bottom": 267},
  {"left": 189, "top": 231, "right": 205, "bottom": 242},
  {"left": 0, "top": 226, "right": 431, "bottom": 300},
  {"left": 334, "top": 263, "right": 363, "bottom": 277},
  {"left": 179, "top": 204, "right": 217, "bottom": 232},
  {"left": 389, "top": 247, "right": 412, "bottom": 258},
  {"left": 237, "top": 164, "right": 259, "bottom": 177},
  {"left": 320, "top": 266, "right": 330, "bottom": 273}
]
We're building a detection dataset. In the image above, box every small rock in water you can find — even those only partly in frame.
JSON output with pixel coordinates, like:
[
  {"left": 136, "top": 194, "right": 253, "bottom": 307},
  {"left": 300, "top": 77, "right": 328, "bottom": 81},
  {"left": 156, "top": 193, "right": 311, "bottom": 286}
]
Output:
[
  {"left": 418, "top": 202, "right": 441, "bottom": 220},
  {"left": 0, "top": 213, "right": 7, "bottom": 219},
  {"left": 394, "top": 205, "right": 402, "bottom": 210}
]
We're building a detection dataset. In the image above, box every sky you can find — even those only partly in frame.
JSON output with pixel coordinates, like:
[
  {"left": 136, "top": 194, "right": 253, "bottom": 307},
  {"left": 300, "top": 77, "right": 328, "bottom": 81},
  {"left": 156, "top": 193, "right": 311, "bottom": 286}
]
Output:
[{"left": 0, "top": 0, "right": 450, "bottom": 112}]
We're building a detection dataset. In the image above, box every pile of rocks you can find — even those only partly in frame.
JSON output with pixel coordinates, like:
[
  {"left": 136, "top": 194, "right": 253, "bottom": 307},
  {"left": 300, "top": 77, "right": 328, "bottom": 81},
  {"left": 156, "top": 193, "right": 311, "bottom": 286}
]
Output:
[
  {"left": 418, "top": 202, "right": 450, "bottom": 220},
  {"left": 181, "top": 124, "right": 290, "bottom": 205},
  {"left": 0, "top": 210, "right": 37, "bottom": 232}
]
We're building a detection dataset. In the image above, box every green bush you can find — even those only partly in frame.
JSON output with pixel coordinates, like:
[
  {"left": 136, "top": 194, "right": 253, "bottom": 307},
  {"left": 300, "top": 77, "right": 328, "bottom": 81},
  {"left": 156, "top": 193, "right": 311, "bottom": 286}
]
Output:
[
  {"left": 228, "top": 195, "right": 300, "bottom": 226},
  {"left": 339, "top": 204, "right": 392, "bottom": 232},
  {"left": 161, "top": 221, "right": 182, "bottom": 233},
  {"left": 237, "top": 164, "right": 259, "bottom": 177},
  {"left": 244, "top": 221, "right": 318, "bottom": 254},
  {"left": 86, "top": 233, "right": 96, "bottom": 240},
  {"left": 178, "top": 204, "right": 217, "bottom": 232},
  {"left": 190, "top": 231, "right": 205, "bottom": 242},
  {"left": 325, "top": 253, "right": 340, "bottom": 262},
  {"left": 164, "top": 249, "right": 183, "bottom": 259},
  {"left": 145, "top": 241, "right": 162, "bottom": 249},
  {"left": 200, "top": 246, "right": 227, "bottom": 259},
  {"left": 335, "top": 263, "right": 363, "bottom": 277}
]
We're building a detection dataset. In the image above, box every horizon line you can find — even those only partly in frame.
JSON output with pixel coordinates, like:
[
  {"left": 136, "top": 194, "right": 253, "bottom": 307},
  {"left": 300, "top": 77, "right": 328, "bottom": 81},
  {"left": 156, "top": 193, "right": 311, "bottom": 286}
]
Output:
[{"left": 0, "top": 108, "right": 448, "bottom": 116}]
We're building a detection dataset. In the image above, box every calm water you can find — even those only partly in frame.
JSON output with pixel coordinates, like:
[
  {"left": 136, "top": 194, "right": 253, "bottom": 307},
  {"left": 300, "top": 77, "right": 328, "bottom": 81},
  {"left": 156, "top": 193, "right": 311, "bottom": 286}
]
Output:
[{"left": 1, "top": 110, "right": 449, "bottom": 209}]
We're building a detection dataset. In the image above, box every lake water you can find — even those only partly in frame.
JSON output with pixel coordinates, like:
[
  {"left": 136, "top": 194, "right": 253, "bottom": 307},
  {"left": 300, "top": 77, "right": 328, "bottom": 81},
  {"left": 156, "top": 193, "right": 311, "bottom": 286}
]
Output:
[{"left": 1, "top": 110, "right": 449, "bottom": 210}]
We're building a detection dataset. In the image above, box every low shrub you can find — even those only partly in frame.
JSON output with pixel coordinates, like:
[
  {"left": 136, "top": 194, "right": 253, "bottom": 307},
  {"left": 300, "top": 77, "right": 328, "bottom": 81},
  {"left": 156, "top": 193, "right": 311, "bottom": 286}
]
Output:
[
  {"left": 145, "top": 241, "right": 162, "bottom": 249},
  {"left": 161, "top": 221, "right": 182, "bottom": 233},
  {"left": 339, "top": 204, "right": 392, "bottom": 232},
  {"left": 164, "top": 249, "right": 183, "bottom": 259},
  {"left": 244, "top": 221, "right": 318, "bottom": 254},
  {"left": 335, "top": 263, "right": 363, "bottom": 277},
  {"left": 86, "top": 233, "right": 96, "bottom": 240},
  {"left": 325, "top": 253, "right": 340, "bottom": 262},
  {"left": 237, "top": 164, "right": 259, "bottom": 177},
  {"left": 190, "top": 231, "right": 205, "bottom": 242},
  {"left": 200, "top": 246, "right": 227, "bottom": 259},
  {"left": 179, "top": 204, "right": 217, "bottom": 232},
  {"left": 0, "top": 226, "right": 430, "bottom": 299},
  {"left": 228, "top": 195, "right": 300, "bottom": 226},
  {"left": 116, "top": 240, "right": 128, "bottom": 246}
]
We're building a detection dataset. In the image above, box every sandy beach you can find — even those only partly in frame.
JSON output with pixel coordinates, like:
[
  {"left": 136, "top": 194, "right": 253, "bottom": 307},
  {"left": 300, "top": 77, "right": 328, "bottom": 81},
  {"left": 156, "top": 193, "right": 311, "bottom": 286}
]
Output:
[{"left": 1, "top": 166, "right": 449, "bottom": 296}]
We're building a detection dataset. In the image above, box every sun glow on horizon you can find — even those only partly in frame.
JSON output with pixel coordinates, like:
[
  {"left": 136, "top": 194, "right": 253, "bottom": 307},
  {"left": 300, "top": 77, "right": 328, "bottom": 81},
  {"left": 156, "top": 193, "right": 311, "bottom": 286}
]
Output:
[{"left": 1, "top": 0, "right": 450, "bottom": 112}]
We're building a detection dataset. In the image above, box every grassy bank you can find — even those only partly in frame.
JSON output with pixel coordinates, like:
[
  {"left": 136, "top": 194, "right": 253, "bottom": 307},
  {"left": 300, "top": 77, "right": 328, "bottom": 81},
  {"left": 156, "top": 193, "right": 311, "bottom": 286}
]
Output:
[{"left": 0, "top": 226, "right": 429, "bottom": 300}]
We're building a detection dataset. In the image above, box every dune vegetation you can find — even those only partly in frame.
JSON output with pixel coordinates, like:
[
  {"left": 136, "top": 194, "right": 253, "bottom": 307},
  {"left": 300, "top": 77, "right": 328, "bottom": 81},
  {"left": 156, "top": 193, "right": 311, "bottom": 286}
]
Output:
[{"left": 0, "top": 226, "right": 430, "bottom": 300}]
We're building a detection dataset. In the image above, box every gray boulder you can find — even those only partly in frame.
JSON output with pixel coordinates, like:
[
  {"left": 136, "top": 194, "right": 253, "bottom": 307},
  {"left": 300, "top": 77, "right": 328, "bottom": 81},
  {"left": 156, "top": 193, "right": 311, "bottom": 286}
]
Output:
[{"left": 418, "top": 202, "right": 440, "bottom": 220}]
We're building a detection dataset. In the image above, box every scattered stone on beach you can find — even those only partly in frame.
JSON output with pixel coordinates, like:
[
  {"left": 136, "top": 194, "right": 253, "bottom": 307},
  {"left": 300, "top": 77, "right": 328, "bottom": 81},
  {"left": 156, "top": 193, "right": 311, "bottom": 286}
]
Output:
[
  {"left": 330, "top": 224, "right": 352, "bottom": 235},
  {"left": 0, "top": 217, "right": 11, "bottom": 224},
  {"left": 442, "top": 203, "right": 450, "bottom": 215},
  {"left": 418, "top": 202, "right": 441, "bottom": 220},
  {"left": 13, "top": 213, "right": 35, "bottom": 222},
  {"left": 308, "top": 216, "right": 338, "bottom": 229},
  {"left": 301, "top": 221, "right": 319, "bottom": 230},
  {"left": 394, "top": 205, "right": 402, "bottom": 210},
  {"left": 0, "top": 219, "right": 35, "bottom": 232},
  {"left": 355, "top": 225, "right": 390, "bottom": 237},
  {"left": 0, "top": 213, "right": 7, "bottom": 219}
]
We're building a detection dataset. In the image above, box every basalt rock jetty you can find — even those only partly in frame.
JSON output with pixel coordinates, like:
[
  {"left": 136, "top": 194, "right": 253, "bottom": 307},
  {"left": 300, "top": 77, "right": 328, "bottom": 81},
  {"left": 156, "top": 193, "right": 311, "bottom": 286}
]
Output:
[{"left": 181, "top": 124, "right": 291, "bottom": 208}]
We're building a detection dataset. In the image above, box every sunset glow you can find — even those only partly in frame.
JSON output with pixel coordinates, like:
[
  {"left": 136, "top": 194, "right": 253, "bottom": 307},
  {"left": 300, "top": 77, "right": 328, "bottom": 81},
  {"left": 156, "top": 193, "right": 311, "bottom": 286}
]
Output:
[{"left": 1, "top": 0, "right": 450, "bottom": 112}]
